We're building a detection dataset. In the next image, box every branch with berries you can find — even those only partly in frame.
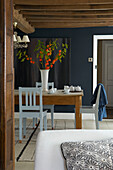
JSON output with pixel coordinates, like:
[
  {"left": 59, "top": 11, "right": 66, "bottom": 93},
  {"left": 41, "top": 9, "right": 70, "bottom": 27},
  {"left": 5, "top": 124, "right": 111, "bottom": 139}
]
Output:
[{"left": 17, "top": 39, "right": 68, "bottom": 70}]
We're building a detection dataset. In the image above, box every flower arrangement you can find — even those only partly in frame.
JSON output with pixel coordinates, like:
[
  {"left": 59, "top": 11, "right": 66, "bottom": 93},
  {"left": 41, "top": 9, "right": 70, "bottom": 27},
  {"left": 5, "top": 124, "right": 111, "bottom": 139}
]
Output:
[{"left": 17, "top": 39, "right": 68, "bottom": 70}]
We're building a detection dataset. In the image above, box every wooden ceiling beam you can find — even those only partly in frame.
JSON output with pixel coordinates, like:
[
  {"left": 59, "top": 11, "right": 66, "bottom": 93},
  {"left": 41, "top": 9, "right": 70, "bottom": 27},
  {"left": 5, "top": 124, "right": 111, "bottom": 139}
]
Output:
[
  {"left": 29, "top": 18, "right": 113, "bottom": 23},
  {"left": 23, "top": 14, "right": 113, "bottom": 19},
  {"left": 30, "top": 21, "right": 113, "bottom": 28},
  {"left": 14, "top": 5, "right": 89, "bottom": 10},
  {"left": 20, "top": 11, "right": 113, "bottom": 17},
  {"left": 15, "top": 4, "right": 113, "bottom": 11},
  {"left": 27, "top": 18, "right": 113, "bottom": 23},
  {"left": 13, "top": 0, "right": 113, "bottom": 6},
  {"left": 16, "top": 10, "right": 113, "bottom": 16},
  {"left": 13, "top": 8, "right": 35, "bottom": 33}
]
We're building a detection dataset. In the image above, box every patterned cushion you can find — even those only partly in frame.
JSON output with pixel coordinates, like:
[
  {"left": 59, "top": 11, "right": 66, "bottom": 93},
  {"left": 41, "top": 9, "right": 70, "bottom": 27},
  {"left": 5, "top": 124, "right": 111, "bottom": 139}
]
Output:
[{"left": 61, "top": 138, "right": 113, "bottom": 170}]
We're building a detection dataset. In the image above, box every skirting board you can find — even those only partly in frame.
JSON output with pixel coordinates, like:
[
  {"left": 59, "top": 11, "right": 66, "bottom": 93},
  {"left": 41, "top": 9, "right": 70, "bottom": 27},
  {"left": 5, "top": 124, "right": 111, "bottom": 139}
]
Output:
[{"left": 15, "top": 112, "right": 95, "bottom": 120}]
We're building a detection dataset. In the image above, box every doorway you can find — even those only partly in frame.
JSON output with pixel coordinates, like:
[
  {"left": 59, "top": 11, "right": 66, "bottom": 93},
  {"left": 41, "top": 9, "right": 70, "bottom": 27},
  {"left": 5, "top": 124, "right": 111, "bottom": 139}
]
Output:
[{"left": 93, "top": 35, "right": 113, "bottom": 118}]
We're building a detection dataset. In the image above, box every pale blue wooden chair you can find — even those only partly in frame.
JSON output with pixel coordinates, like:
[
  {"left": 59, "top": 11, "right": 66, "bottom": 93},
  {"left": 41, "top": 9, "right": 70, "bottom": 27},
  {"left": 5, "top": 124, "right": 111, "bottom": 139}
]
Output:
[
  {"left": 33, "top": 82, "right": 54, "bottom": 129},
  {"left": 19, "top": 87, "right": 47, "bottom": 142},
  {"left": 80, "top": 85, "right": 101, "bottom": 129}
]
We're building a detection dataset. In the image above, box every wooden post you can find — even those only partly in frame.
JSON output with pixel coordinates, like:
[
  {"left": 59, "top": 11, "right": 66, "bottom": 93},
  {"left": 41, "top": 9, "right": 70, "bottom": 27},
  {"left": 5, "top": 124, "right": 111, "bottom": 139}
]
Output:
[{"left": 0, "top": 0, "right": 15, "bottom": 169}]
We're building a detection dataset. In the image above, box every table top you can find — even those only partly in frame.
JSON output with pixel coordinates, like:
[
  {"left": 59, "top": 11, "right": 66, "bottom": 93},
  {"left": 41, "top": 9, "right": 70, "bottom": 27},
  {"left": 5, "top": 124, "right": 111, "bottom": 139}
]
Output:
[{"left": 14, "top": 89, "right": 83, "bottom": 97}]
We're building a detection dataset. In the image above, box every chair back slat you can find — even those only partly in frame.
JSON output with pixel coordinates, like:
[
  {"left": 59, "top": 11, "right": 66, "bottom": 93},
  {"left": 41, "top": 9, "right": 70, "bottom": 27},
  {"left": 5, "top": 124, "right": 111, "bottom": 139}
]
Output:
[
  {"left": 39, "top": 89, "right": 42, "bottom": 112},
  {"left": 33, "top": 91, "right": 36, "bottom": 106},
  {"left": 19, "top": 89, "right": 22, "bottom": 112},
  {"left": 26, "top": 92, "right": 28, "bottom": 106},
  {"left": 30, "top": 91, "right": 32, "bottom": 106}
]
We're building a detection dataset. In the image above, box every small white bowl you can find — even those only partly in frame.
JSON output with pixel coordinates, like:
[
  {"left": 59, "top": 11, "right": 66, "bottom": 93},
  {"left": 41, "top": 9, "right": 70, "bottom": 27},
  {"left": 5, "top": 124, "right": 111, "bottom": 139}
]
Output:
[
  {"left": 70, "top": 86, "right": 75, "bottom": 91},
  {"left": 76, "top": 86, "right": 81, "bottom": 91},
  {"left": 64, "top": 88, "right": 70, "bottom": 94}
]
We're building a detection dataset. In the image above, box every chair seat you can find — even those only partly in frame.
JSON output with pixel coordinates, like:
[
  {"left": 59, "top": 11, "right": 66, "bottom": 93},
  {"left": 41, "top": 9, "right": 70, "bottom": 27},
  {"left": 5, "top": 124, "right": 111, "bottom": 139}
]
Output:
[
  {"left": 80, "top": 106, "right": 96, "bottom": 113},
  {"left": 20, "top": 110, "right": 47, "bottom": 118},
  {"left": 43, "top": 105, "right": 54, "bottom": 109}
]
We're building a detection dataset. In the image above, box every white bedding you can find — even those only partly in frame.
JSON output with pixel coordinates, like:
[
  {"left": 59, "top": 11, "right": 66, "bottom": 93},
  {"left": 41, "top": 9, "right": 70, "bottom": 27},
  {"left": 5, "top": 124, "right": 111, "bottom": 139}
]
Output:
[{"left": 34, "top": 130, "right": 113, "bottom": 170}]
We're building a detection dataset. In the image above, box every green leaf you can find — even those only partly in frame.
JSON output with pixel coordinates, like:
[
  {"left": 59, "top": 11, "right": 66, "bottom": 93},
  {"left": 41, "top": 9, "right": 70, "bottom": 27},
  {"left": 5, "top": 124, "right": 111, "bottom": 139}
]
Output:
[
  {"left": 64, "top": 48, "right": 66, "bottom": 53},
  {"left": 18, "top": 52, "right": 22, "bottom": 59},
  {"left": 65, "top": 44, "right": 68, "bottom": 48},
  {"left": 21, "top": 58, "right": 26, "bottom": 62},
  {"left": 36, "top": 53, "right": 39, "bottom": 58},
  {"left": 23, "top": 51, "right": 26, "bottom": 55},
  {"left": 16, "top": 50, "right": 21, "bottom": 56},
  {"left": 62, "top": 43, "right": 64, "bottom": 47},
  {"left": 41, "top": 45, "right": 44, "bottom": 48}
]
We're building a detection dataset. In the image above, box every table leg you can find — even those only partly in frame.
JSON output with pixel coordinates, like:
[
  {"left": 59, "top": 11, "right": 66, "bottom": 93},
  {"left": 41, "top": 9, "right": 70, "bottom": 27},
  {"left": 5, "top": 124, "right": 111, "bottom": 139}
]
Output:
[{"left": 75, "top": 96, "right": 82, "bottom": 129}]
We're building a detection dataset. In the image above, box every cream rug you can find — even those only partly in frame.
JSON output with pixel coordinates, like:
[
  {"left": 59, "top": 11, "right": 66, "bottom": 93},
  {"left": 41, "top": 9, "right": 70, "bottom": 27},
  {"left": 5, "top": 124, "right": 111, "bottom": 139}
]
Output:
[
  {"left": 15, "top": 140, "right": 36, "bottom": 162},
  {"left": 15, "top": 119, "right": 39, "bottom": 162}
]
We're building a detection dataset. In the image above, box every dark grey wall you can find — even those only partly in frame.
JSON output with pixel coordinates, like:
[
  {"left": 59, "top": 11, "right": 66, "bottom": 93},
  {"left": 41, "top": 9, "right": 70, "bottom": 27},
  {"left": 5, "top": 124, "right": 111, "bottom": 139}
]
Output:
[
  {"left": 28, "top": 26, "right": 113, "bottom": 106},
  {"left": 15, "top": 26, "right": 113, "bottom": 112}
]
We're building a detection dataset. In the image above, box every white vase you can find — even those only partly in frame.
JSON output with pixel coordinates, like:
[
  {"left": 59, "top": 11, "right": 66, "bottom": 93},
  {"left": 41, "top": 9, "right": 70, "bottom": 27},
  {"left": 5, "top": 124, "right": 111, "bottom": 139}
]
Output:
[{"left": 40, "top": 69, "right": 49, "bottom": 91}]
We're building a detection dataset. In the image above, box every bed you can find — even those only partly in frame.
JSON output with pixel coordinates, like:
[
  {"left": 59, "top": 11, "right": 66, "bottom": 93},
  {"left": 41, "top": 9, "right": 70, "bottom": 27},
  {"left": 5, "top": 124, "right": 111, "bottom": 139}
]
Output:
[{"left": 34, "top": 130, "right": 113, "bottom": 170}]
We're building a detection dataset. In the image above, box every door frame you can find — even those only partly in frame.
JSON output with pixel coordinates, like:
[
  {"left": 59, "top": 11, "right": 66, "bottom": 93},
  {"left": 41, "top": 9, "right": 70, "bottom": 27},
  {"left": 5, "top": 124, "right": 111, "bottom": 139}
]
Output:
[{"left": 93, "top": 35, "right": 113, "bottom": 92}]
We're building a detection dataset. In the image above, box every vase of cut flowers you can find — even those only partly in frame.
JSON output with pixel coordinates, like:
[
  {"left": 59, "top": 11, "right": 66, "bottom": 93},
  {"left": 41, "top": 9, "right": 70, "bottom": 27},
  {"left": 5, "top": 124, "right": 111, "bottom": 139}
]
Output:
[{"left": 17, "top": 39, "right": 68, "bottom": 91}]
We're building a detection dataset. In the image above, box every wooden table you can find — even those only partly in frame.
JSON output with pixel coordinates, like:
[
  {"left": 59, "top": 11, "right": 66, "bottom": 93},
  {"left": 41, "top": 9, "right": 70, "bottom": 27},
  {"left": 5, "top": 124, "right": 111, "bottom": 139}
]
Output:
[{"left": 14, "top": 90, "right": 83, "bottom": 129}]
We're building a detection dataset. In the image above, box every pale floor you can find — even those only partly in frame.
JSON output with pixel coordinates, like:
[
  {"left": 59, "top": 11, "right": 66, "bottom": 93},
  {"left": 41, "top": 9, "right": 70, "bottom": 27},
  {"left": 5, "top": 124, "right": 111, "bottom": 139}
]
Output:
[{"left": 15, "top": 119, "right": 113, "bottom": 170}]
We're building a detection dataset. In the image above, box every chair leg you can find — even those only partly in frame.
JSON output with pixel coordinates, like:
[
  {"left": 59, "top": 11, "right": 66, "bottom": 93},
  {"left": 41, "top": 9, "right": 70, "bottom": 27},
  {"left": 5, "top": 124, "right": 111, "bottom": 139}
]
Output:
[
  {"left": 33, "top": 118, "right": 35, "bottom": 128},
  {"left": 23, "top": 118, "right": 26, "bottom": 138},
  {"left": 40, "top": 114, "right": 43, "bottom": 131},
  {"left": 44, "top": 115, "right": 47, "bottom": 130},
  {"left": 74, "top": 115, "right": 76, "bottom": 129},
  {"left": 35, "top": 118, "right": 38, "bottom": 125},
  {"left": 74, "top": 108, "right": 76, "bottom": 128},
  {"left": 51, "top": 105, "right": 54, "bottom": 129},
  {"left": 95, "top": 113, "right": 99, "bottom": 129},
  {"left": 33, "top": 118, "right": 38, "bottom": 128},
  {"left": 19, "top": 114, "right": 22, "bottom": 142}
]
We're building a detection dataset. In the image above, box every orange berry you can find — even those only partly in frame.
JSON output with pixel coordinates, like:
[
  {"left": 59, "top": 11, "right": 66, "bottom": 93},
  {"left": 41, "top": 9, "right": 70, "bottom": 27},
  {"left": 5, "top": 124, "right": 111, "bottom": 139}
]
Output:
[
  {"left": 53, "top": 60, "right": 55, "bottom": 64},
  {"left": 33, "top": 61, "right": 35, "bottom": 64},
  {"left": 27, "top": 58, "right": 29, "bottom": 60},
  {"left": 45, "top": 63, "right": 49, "bottom": 66},
  {"left": 26, "top": 55, "right": 28, "bottom": 58},
  {"left": 39, "top": 59, "right": 42, "bottom": 61},
  {"left": 30, "top": 58, "right": 32, "bottom": 60},
  {"left": 51, "top": 65, "right": 53, "bottom": 68},
  {"left": 30, "top": 61, "right": 33, "bottom": 63},
  {"left": 47, "top": 45, "right": 49, "bottom": 48},
  {"left": 47, "top": 53, "right": 50, "bottom": 56},
  {"left": 59, "top": 53, "right": 61, "bottom": 56},
  {"left": 59, "top": 50, "right": 61, "bottom": 53},
  {"left": 46, "top": 49, "right": 48, "bottom": 52},
  {"left": 49, "top": 47, "right": 51, "bottom": 50}
]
